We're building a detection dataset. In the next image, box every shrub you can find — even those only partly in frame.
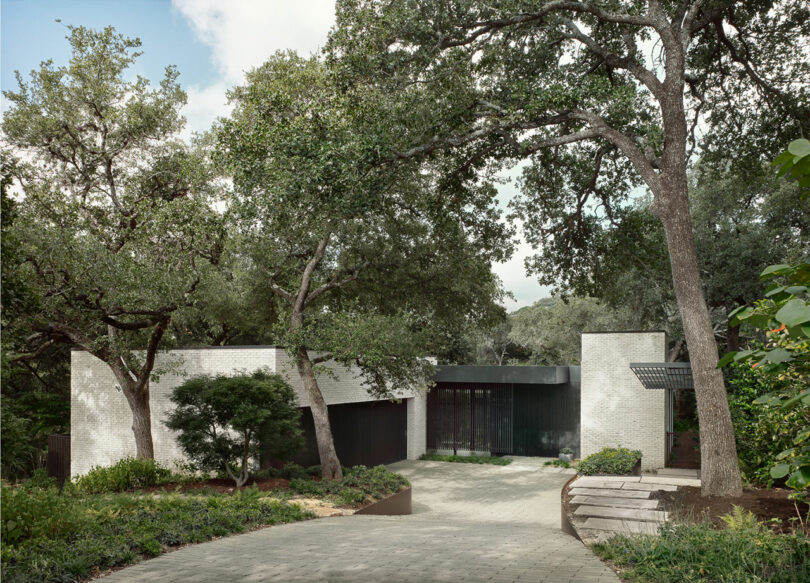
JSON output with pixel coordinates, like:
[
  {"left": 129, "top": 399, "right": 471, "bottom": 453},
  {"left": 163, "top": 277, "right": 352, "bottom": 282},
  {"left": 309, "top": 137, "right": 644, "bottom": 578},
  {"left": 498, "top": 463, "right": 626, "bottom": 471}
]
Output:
[
  {"left": 578, "top": 447, "right": 641, "bottom": 475},
  {"left": 1, "top": 482, "right": 87, "bottom": 545},
  {"left": 289, "top": 465, "right": 409, "bottom": 506},
  {"left": 593, "top": 520, "right": 810, "bottom": 583},
  {"left": 727, "top": 359, "right": 809, "bottom": 485},
  {"left": 165, "top": 370, "right": 303, "bottom": 487},
  {"left": 74, "top": 457, "right": 172, "bottom": 494},
  {"left": 559, "top": 447, "right": 573, "bottom": 455}
]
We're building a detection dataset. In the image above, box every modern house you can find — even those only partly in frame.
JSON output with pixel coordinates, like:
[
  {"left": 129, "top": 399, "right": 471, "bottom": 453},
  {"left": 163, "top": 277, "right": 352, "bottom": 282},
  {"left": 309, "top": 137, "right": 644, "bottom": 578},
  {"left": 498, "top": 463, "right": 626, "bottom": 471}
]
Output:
[{"left": 69, "top": 330, "right": 687, "bottom": 477}]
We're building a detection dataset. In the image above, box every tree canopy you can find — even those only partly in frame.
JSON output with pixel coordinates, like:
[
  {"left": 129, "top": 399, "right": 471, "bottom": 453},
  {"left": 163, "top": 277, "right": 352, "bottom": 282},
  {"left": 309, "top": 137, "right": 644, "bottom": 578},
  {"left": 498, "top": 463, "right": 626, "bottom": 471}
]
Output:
[{"left": 1, "top": 25, "right": 224, "bottom": 459}]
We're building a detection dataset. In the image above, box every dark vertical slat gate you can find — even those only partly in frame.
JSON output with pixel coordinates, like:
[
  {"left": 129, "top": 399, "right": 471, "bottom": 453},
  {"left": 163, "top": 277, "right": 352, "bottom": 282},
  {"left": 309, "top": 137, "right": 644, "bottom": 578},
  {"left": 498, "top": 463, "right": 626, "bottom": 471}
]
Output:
[
  {"left": 47, "top": 434, "right": 71, "bottom": 488},
  {"left": 428, "top": 381, "right": 579, "bottom": 456}
]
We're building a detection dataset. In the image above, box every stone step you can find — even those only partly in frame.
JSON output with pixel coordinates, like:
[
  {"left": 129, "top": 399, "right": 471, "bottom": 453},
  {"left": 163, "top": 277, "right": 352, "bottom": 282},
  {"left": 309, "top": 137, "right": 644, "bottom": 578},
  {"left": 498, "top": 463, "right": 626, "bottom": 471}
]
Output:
[
  {"left": 640, "top": 476, "right": 701, "bottom": 487},
  {"left": 574, "top": 505, "right": 668, "bottom": 522},
  {"left": 575, "top": 476, "right": 641, "bottom": 486},
  {"left": 582, "top": 517, "right": 660, "bottom": 535},
  {"left": 568, "top": 487, "right": 651, "bottom": 499},
  {"left": 655, "top": 468, "right": 700, "bottom": 478},
  {"left": 570, "top": 496, "right": 659, "bottom": 509},
  {"left": 620, "top": 482, "right": 678, "bottom": 492}
]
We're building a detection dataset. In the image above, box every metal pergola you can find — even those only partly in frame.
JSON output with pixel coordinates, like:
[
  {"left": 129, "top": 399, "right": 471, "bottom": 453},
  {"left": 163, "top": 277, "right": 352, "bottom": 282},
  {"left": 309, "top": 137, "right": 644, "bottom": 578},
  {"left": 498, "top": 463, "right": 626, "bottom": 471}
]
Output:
[{"left": 629, "top": 362, "right": 694, "bottom": 390}]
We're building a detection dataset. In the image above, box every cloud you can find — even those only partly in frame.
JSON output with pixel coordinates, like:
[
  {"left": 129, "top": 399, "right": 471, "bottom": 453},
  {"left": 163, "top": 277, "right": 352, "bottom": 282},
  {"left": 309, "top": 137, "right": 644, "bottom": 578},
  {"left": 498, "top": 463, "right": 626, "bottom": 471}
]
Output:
[
  {"left": 172, "top": 0, "right": 336, "bottom": 83},
  {"left": 173, "top": 0, "right": 336, "bottom": 134}
]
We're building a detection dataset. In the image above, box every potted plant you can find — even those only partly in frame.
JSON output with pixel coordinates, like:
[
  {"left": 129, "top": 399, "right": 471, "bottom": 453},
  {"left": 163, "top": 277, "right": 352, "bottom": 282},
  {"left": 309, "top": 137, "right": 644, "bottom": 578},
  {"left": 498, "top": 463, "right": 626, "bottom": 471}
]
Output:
[{"left": 558, "top": 448, "right": 574, "bottom": 463}]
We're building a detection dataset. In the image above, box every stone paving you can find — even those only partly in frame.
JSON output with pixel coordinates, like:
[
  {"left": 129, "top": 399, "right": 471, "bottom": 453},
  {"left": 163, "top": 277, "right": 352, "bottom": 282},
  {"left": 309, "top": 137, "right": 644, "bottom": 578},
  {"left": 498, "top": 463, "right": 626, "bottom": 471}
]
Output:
[{"left": 99, "top": 457, "right": 620, "bottom": 583}]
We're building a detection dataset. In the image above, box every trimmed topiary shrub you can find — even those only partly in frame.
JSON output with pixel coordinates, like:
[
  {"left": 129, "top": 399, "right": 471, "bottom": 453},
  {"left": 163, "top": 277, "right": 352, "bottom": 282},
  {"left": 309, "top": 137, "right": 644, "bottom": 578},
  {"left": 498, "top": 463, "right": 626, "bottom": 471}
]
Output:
[
  {"left": 74, "top": 457, "right": 172, "bottom": 493},
  {"left": 578, "top": 447, "right": 641, "bottom": 475}
]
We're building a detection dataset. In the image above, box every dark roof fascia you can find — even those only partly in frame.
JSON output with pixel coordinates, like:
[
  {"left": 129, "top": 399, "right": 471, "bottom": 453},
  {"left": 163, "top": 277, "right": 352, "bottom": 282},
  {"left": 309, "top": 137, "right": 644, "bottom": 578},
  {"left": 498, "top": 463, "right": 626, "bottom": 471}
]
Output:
[{"left": 434, "top": 365, "right": 570, "bottom": 385}]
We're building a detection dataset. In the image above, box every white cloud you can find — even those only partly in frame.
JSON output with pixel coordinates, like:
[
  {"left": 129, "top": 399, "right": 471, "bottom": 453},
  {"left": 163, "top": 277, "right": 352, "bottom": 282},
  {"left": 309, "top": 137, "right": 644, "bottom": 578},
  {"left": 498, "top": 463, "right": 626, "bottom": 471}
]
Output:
[
  {"left": 173, "top": 0, "right": 336, "bottom": 83},
  {"left": 173, "top": 1, "right": 336, "bottom": 134},
  {"left": 181, "top": 81, "right": 233, "bottom": 139}
]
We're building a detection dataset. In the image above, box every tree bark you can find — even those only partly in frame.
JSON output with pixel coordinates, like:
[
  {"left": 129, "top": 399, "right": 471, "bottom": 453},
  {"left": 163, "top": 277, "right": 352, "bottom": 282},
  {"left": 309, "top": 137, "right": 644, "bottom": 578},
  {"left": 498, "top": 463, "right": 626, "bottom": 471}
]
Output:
[
  {"left": 121, "top": 381, "right": 155, "bottom": 460},
  {"left": 726, "top": 321, "right": 740, "bottom": 353},
  {"left": 295, "top": 346, "right": 343, "bottom": 480},
  {"left": 655, "top": 185, "right": 742, "bottom": 497}
]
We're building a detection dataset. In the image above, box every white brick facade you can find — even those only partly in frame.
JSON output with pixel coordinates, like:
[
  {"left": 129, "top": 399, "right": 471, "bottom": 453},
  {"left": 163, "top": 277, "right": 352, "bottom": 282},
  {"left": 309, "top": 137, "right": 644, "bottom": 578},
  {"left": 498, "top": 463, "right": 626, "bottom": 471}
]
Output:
[
  {"left": 580, "top": 332, "right": 666, "bottom": 471},
  {"left": 70, "top": 347, "right": 427, "bottom": 477}
]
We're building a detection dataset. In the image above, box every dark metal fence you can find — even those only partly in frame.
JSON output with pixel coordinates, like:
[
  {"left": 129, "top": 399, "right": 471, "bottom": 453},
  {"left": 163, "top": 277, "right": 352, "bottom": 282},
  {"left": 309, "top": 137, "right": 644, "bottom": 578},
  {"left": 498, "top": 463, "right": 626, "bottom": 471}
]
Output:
[{"left": 47, "top": 434, "right": 71, "bottom": 488}]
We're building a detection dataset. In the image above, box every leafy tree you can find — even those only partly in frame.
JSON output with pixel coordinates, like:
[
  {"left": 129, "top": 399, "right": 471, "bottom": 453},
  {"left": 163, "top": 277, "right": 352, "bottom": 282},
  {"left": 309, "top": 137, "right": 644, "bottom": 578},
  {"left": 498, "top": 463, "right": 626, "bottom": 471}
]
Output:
[
  {"left": 509, "top": 296, "right": 638, "bottom": 365},
  {"left": 721, "top": 139, "right": 810, "bottom": 494},
  {"left": 165, "top": 371, "right": 303, "bottom": 487},
  {"left": 217, "top": 53, "right": 510, "bottom": 479},
  {"left": 331, "top": 0, "right": 810, "bottom": 495},
  {"left": 1, "top": 26, "right": 224, "bottom": 459}
]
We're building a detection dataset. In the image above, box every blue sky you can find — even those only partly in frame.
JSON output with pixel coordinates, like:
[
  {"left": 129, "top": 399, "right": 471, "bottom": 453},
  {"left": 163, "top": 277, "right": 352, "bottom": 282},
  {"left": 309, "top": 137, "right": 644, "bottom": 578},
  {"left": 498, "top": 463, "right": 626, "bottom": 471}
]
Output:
[{"left": 1, "top": 0, "right": 549, "bottom": 310}]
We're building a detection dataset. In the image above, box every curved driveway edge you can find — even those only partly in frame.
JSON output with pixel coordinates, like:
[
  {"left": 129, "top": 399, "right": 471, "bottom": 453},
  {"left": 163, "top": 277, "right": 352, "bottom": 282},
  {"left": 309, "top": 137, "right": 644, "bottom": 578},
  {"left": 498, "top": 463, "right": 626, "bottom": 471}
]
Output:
[{"left": 100, "top": 458, "right": 619, "bottom": 583}]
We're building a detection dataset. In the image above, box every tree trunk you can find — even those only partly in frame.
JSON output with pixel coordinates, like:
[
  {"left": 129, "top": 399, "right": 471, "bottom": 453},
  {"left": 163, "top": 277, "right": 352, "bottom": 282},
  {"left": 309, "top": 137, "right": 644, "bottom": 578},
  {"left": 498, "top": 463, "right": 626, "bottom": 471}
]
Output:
[
  {"left": 656, "top": 186, "right": 742, "bottom": 497},
  {"left": 726, "top": 321, "right": 740, "bottom": 353},
  {"left": 121, "top": 381, "right": 155, "bottom": 460},
  {"left": 295, "top": 346, "right": 343, "bottom": 480}
]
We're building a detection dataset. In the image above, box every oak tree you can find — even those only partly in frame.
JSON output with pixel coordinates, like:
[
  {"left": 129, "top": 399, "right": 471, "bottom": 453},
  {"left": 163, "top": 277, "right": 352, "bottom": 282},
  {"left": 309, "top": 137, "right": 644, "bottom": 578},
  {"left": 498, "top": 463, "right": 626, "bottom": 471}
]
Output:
[
  {"left": 2, "top": 26, "right": 224, "bottom": 459},
  {"left": 330, "top": 0, "right": 810, "bottom": 496}
]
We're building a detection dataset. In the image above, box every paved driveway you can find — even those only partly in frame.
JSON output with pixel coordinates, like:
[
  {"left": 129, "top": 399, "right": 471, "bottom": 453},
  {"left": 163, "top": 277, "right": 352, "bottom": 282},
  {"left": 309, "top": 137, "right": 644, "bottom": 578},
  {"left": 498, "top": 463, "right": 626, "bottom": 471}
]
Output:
[{"left": 101, "top": 458, "right": 618, "bottom": 582}]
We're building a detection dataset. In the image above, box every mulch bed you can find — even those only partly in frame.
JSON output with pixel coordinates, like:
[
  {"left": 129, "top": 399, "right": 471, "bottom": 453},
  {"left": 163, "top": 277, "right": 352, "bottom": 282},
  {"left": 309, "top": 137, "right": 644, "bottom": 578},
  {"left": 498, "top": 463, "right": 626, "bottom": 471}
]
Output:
[
  {"left": 141, "top": 476, "right": 295, "bottom": 494},
  {"left": 656, "top": 486, "right": 810, "bottom": 533}
]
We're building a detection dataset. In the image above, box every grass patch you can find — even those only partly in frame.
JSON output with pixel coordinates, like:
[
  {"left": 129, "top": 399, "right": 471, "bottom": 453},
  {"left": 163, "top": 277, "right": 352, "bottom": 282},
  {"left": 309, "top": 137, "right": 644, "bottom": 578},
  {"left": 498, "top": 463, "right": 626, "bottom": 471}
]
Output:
[
  {"left": 544, "top": 459, "right": 575, "bottom": 469},
  {"left": 1, "top": 481, "right": 313, "bottom": 583},
  {"left": 592, "top": 520, "right": 810, "bottom": 583},
  {"left": 419, "top": 453, "right": 512, "bottom": 466},
  {"left": 288, "top": 465, "right": 409, "bottom": 506}
]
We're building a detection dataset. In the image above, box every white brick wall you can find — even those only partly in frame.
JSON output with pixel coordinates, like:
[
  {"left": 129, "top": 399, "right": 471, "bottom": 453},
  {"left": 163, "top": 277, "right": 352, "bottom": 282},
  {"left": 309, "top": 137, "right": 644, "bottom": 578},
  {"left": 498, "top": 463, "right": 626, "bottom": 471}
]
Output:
[
  {"left": 70, "top": 347, "right": 426, "bottom": 477},
  {"left": 580, "top": 332, "right": 666, "bottom": 471}
]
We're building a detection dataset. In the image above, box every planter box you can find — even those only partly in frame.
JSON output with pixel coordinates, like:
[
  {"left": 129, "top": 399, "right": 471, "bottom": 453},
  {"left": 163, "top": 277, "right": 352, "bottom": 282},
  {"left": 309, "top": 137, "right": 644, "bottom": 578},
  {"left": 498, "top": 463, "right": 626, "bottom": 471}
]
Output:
[
  {"left": 355, "top": 487, "right": 412, "bottom": 516},
  {"left": 559, "top": 453, "right": 574, "bottom": 463}
]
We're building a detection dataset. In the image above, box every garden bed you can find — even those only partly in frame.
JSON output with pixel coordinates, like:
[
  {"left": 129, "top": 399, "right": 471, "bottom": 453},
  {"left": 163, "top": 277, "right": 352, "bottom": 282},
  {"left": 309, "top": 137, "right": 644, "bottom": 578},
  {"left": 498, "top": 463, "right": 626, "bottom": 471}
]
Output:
[{"left": 656, "top": 486, "right": 809, "bottom": 533}]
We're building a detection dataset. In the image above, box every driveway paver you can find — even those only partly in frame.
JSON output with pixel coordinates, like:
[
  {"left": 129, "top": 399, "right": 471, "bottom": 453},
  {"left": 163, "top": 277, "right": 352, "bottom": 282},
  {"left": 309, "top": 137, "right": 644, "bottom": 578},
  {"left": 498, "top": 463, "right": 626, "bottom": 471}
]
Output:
[{"left": 100, "top": 458, "right": 619, "bottom": 582}]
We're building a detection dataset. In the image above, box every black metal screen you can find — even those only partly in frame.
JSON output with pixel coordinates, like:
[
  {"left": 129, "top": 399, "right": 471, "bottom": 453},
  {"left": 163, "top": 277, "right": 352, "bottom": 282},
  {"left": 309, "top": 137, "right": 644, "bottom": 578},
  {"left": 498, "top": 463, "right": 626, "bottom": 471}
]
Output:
[
  {"left": 427, "top": 383, "right": 512, "bottom": 454},
  {"left": 428, "top": 381, "right": 580, "bottom": 457},
  {"left": 630, "top": 362, "right": 694, "bottom": 390}
]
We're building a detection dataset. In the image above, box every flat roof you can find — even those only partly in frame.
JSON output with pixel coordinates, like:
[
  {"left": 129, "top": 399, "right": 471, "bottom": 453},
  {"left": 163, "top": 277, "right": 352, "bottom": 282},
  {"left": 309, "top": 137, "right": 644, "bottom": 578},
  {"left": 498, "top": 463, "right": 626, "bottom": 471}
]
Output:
[{"left": 434, "top": 365, "right": 572, "bottom": 385}]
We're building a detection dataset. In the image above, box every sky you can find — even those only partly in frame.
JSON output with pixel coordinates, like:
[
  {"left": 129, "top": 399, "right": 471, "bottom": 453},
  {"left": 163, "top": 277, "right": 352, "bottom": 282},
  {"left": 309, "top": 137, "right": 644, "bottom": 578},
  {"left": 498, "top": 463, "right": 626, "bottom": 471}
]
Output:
[{"left": 1, "top": 0, "right": 550, "bottom": 311}]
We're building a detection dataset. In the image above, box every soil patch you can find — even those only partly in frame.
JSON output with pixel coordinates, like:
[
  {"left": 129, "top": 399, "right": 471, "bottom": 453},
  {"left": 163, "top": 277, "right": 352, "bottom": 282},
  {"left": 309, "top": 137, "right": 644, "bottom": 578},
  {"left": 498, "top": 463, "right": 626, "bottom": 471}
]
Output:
[
  {"left": 141, "top": 477, "right": 293, "bottom": 494},
  {"left": 656, "top": 486, "right": 809, "bottom": 533}
]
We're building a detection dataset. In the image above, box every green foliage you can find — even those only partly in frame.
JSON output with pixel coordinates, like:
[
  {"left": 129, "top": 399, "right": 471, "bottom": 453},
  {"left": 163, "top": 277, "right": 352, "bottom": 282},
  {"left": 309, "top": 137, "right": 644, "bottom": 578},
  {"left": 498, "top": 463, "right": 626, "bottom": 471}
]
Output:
[
  {"left": 288, "top": 465, "right": 409, "bottom": 506},
  {"left": 593, "top": 521, "right": 810, "bottom": 583},
  {"left": 0, "top": 487, "right": 312, "bottom": 583},
  {"left": 507, "top": 296, "right": 638, "bottom": 365},
  {"left": 74, "top": 458, "right": 173, "bottom": 494},
  {"left": 165, "top": 370, "right": 303, "bottom": 487},
  {"left": 578, "top": 447, "right": 641, "bottom": 476},
  {"left": 720, "top": 505, "right": 761, "bottom": 531},
  {"left": 1, "top": 480, "right": 87, "bottom": 545},
  {"left": 721, "top": 141, "right": 810, "bottom": 493},
  {"left": 217, "top": 51, "right": 510, "bottom": 398},
  {"left": 1, "top": 25, "right": 223, "bottom": 458},
  {"left": 727, "top": 360, "right": 810, "bottom": 486},
  {"left": 544, "top": 459, "right": 572, "bottom": 469},
  {"left": 419, "top": 453, "right": 512, "bottom": 466}
]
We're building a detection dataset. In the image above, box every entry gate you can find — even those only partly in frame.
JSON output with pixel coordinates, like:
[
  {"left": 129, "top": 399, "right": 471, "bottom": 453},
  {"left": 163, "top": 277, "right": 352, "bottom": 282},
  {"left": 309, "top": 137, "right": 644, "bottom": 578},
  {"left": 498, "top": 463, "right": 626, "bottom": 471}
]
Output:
[
  {"left": 427, "top": 383, "right": 513, "bottom": 454},
  {"left": 427, "top": 379, "right": 580, "bottom": 457}
]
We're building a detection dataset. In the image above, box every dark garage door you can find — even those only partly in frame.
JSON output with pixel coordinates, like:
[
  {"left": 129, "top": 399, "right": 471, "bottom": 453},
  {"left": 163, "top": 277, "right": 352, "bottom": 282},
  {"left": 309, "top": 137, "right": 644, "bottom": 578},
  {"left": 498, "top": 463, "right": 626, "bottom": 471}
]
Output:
[{"left": 291, "top": 400, "right": 408, "bottom": 467}]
